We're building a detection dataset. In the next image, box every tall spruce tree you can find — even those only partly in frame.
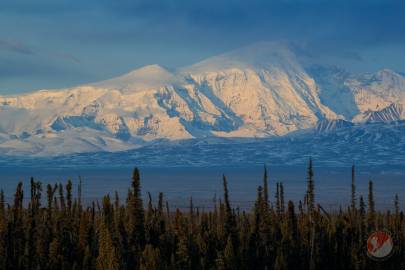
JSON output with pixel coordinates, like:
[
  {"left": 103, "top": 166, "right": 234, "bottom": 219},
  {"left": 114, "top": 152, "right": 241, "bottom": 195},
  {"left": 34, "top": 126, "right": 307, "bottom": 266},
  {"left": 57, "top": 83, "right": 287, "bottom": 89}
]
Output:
[
  {"left": 222, "top": 175, "right": 236, "bottom": 245},
  {"left": 276, "top": 182, "right": 281, "bottom": 215},
  {"left": 367, "top": 180, "right": 376, "bottom": 231},
  {"left": 263, "top": 166, "right": 269, "bottom": 209},
  {"left": 306, "top": 158, "right": 315, "bottom": 213},
  {"left": 350, "top": 164, "right": 357, "bottom": 213},
  {"left": 280, "top": 182, "right": 285, "bottom": 214},
  {"left": 128, "top": 167, "right": 145, "bottom": 268}
]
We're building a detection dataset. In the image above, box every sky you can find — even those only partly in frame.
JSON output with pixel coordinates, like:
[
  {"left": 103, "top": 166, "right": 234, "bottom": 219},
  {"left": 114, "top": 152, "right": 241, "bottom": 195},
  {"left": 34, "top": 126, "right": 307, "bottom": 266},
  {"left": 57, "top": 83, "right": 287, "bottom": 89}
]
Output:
[{"left": 1, "top": 0, "right": 405, "bottom": 94}]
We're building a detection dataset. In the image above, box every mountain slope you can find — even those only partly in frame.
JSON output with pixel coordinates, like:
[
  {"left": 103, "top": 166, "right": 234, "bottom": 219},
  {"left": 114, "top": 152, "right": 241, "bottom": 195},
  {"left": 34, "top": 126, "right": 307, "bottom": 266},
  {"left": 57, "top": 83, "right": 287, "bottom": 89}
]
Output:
[
  {"left": 2, "top": 120, "right": 403, "bottom": 168},
  {"left": 353, "top": 103, "right": 404, "bottom": 123},
  {"left": 0, "top": 42, "right": 340, "bottom": 155},
  {"left": 345, "top": 69, "right": 405, "bottom": 114},
  {"left": 0, "top": 42, "right": 404, "bottom": 156}
]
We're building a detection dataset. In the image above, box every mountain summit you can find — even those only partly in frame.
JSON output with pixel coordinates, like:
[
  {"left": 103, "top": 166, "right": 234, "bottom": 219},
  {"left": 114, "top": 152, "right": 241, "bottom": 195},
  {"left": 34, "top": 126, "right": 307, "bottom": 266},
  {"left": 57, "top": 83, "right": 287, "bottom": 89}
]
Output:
[
  {"left": 0, "top": 42, "right": 404, "bottom": 156},
  {"left": 91, "top": 64, "right": 176, "bottom": 93}
]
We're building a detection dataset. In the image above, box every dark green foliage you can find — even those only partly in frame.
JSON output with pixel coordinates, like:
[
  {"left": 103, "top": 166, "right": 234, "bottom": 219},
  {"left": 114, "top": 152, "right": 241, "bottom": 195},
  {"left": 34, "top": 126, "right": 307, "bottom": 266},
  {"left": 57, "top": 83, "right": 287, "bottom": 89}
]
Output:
[{"left": 0, "top": 164, "right": 402, "bottom": 269}]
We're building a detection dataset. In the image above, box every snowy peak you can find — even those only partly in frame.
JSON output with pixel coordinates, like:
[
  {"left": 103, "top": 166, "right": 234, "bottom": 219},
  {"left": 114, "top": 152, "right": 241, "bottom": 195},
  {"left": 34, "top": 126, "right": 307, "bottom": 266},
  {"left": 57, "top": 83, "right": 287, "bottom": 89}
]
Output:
[
  {"left": 345, "top": 69, "right": 405, "bottom": 114},
  {"left": 309, "top": 65, "right": 405, "bottom": 122},
  {"left": 352, "top": 69, "right": 405, "bottom": 94},
  {"left": 373, "top": 69, "right": 403, "bottom": 83},
  {"left": 91, "top": 64, "right": 176, "bottom": 93},
  {"left": 181, "top": 41, "right": 303, "bottom": 75},
  {"left": 0, "top": 42, "right": 404, "bottom": 156}
]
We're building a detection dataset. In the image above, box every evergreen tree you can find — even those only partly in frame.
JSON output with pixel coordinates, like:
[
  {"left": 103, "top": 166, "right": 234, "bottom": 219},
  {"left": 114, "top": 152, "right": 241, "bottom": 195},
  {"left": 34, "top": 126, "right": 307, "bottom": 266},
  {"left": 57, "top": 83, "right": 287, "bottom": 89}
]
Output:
[
  {"left": 351, "top": 164, "right": 357, "bottom": 213},
  {"left": 97, "top": 222, "right": 121, "bottom": 270},
  {"left": 283, "top": 200, "right": 299, "bottom": 269},
  {"left": 11, "top": 182, "right": 24, "bottom": 268},
  {"left": 222, "top": 175, "right": 237, "bottom": 246},
  {"left": 0, "top": 166, "right": 402, "bottom": 270},
  {"left": 394, "top": 194, "right": 400, "bottom": 217},
  {"left": 66, "top": 180, "right": 73, "bottom": 214},
  {"left": 263, "top": 166, "right": 269, "bottom": 209},
  {"left": 175, "top": 213, "right": 190, "bottom": 270},
  {"left": 306, "top": 158, "right": 315, "bottom": 213},
  {"left": 128, "top": 167, "right": 145, "bottom": 268},
  {"left": 394, "top": 194, "right": 401, "bottom": 234},
  {"left": 276, "top": 182, "right": 281, "bottom": 215},
  {"left": 140, "top": 244, "right": 161, "bottom": 270},
  {"left": 367, "top": 180, "right": 376, "bottom": 231},
  {"left": 223, "top": 235, "right": 236, "bottom": 269},
  {"left": 280, "top": 182, "right": 285, "bottom": 214}
]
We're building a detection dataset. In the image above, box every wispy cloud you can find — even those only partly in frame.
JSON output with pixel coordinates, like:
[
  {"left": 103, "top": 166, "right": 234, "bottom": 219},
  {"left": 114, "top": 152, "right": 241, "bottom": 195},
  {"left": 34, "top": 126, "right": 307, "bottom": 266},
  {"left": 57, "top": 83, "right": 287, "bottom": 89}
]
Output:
[
  {"left": 54, "top": 52, "right": 81, "bottom": 64},
  {"left": 0, "top": 37, "right": 80, "bottom": 63},
  {"left": 0, "top": 0, "right": 404, "bottom": 92},
  {"left": 0, "top": 38, "right": 35, "bottom": 55}
]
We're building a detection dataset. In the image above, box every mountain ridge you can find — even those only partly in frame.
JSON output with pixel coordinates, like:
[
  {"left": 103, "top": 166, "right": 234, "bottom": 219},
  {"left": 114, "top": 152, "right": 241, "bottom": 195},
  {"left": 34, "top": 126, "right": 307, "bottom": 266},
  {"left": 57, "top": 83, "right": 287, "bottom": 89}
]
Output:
[{"left": 0, "top": 42, "right": 404, "bottom": 156}]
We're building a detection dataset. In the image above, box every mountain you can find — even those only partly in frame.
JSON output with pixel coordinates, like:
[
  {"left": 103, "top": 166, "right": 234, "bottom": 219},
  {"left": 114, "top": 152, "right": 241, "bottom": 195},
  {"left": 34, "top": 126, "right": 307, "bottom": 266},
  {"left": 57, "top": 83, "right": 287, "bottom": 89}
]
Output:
[
  {"left": 308, "top": 66, "right": 405, "bottom": 120},
  {"left": 0, "top": 42, "right": 404, "bottom": 157},
  {"left": 346, "top": 69, "right": 405, "bottom": 113},
  {"left": 1, "top": 120, "right": 404, "bottom": 168},
  {"left": 307, "top": 65, "right": 359, "bottom": 119},
  {"left": 353, "top": 103, "right": 404, "bottom": 123}
]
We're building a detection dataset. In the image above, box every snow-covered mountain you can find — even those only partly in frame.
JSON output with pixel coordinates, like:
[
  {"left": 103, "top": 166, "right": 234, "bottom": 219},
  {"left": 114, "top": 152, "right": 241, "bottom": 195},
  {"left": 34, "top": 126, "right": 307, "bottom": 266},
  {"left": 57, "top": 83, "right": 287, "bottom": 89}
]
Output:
[
  {"left": 353, "top": 103, "right": 404, "bottom": 123},
  {"left": 0, "top": 42, "right": 404, "bottom": 156},
  {"left": 2, "top": 120, "right": 404, "bottom": 168}
]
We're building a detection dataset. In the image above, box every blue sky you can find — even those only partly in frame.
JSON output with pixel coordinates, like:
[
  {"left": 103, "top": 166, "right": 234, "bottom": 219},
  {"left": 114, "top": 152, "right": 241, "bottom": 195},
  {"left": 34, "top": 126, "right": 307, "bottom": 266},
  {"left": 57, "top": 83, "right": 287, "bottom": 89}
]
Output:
[{"left": 1, "top": 0, "right": 405, "bottom": 93}]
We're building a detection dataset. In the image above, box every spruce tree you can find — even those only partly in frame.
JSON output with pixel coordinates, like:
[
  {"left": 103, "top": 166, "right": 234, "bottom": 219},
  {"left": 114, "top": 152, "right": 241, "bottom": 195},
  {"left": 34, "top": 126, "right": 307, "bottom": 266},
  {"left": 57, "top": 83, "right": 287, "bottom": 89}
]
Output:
[
  {"left": 175, "top": 215, "right": 190, "bottom": 270},
  {"left": 280, "top": 182, "right": 285, "bottom": 214},
  {"left": 394, "top": 193, "right": 401, "bottom": 234},
  {"left": 58, "top": 183, "right": 66, "bottom": 212},
  {"left": 66, "top": 180, "right": 73, "bottom": 214},
  {"left": 367, "top": 180, "right": 376, "bottom": 231},
  {"left": 263, "top": 166, "right": 269, "bottom": 209},
  {"left": 276, "top": 182, "right": 281, "bottom": 215},
  {"left": 128, "top": 167, "right": 145, "bottom": 268},
  {"left": 222, "top": 175, "right": 236, "bottom": 245},
  {"left": 12, "top": 182, "right": 24, "bottom": 268},
  {"left": 306, "top": 158, "right": 315, "bottom": 213},
  {"left": 224, "top": 235, "right": 236, "bottom": 269},
  {"left": 394, "top": 194, "right": 400, "bottom": 217},
  {"left": 140, "top": 244, "right": 161, "bottom": 270},
  {"left": 351, "top": 164, "right": 357, "bottom": 213},
  {"left": 0, "top": 165, "right": 403, "bottom": 269}
]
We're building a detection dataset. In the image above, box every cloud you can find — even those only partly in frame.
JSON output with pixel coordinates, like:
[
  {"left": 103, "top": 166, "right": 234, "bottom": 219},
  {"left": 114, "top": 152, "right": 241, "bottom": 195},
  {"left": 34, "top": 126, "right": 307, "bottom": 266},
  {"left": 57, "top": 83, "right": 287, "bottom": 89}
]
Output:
[
  {"left": 54, "top": 52, "right": 81, "bottom": 64},
  {"left": 0, "top": 37, "right": 80, "bottom": 65},
  {"left": 0, "top": 38, "right": 35, "bottom": 55},
  {"left": 0, "top": 0, "right": 404, "bottom": 92},
  {"left": 0, "top": 55, "right": 93, "bottom": 94}
]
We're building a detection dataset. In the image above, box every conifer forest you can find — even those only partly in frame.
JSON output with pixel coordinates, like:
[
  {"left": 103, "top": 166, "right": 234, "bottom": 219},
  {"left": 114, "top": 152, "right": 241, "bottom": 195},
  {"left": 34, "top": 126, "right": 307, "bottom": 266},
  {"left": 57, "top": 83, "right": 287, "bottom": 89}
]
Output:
[{"left": 0, "top": 161, "right": 403, "bottom": 270}]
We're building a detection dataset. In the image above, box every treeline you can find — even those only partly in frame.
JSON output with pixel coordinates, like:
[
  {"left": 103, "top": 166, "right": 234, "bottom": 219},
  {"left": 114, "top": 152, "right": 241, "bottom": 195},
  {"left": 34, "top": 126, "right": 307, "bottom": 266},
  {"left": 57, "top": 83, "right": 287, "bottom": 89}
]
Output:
[{"left": 0, "top": 161, "right": 403, "bottom": 270}]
